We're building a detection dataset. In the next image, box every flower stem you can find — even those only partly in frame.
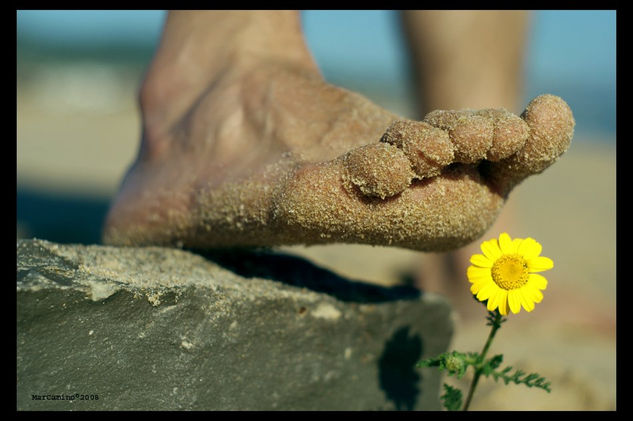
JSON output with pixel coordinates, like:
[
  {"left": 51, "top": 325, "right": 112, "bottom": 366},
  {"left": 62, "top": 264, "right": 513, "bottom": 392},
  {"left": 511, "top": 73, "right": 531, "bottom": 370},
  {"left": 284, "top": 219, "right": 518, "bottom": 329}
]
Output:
[{"left": 462, "top": 311, "right": 503, "bottom": 411}]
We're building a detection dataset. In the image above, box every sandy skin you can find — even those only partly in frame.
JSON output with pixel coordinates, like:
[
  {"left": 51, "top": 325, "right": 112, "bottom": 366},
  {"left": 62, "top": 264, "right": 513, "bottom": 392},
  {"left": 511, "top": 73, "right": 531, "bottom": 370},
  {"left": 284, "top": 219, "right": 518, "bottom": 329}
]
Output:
[
  {"left": 102, "top": 82, "right": 574, "bottom": 251},
  {"left": 101, "top": 12, "right": 574, "bottom": 252}
]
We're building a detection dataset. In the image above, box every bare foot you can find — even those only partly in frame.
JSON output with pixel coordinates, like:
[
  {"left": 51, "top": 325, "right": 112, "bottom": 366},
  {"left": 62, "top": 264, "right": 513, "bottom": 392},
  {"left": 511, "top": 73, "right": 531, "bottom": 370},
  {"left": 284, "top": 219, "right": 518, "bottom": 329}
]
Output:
[{"left": 102, "top": 12, "right": 574, "bottom": 252}]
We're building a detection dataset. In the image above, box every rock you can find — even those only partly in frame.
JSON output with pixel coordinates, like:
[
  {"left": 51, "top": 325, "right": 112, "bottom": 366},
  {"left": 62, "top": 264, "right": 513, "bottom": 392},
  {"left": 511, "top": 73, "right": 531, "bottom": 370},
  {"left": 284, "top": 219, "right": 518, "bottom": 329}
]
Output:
[{"left": 17, "top": 239, "right": 454, "bottom": 410}]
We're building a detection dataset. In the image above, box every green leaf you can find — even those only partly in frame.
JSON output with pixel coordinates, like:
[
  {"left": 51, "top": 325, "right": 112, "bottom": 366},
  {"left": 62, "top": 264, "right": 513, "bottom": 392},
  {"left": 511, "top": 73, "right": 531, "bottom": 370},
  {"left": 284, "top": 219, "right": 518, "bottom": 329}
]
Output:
[
  {"left": 441, "top": 384, "right": 463, "bottom": 411},
  {"left": 482, "top": 354, "right": 504, "bottom": 375},
  {"left": 483, "top": 364, "right": 552, "bottom": 393}
]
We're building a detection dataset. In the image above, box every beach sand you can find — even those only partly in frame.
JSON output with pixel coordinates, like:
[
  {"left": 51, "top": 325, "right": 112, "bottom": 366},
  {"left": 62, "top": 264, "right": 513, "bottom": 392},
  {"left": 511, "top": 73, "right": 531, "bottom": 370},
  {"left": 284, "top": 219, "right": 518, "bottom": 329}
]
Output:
[{"left": 17, "top": 81, "right": 616, "bottom": 410}]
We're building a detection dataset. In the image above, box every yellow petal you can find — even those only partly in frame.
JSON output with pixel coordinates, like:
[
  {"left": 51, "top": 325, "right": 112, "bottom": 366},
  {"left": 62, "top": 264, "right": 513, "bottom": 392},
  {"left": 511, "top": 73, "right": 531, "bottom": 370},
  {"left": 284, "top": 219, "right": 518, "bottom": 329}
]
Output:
[
  {"left": 486, "top": 290, "right": 499, "bottom": 312},
  {"left": 498, "top": 232, "right": 516, "bottom": 254},
  {"left": 508, "top": 290, "right": 522, "bottom": 314},
  {"left": 496, "top": 289, "right": 509, "bottom": 316},
  {"left": 522, "top": 285, "right": 544, "bottom": 303},
  {"left": 480, "top": 239, "right": 502, "bottom": 261},
  {"left": 512, "top": 238, "right": 523, "bottom": 253},
  {"left": 470, "top": 254, "right": 493, "bottom": 268},
  {"left": 476, "top": 282, "right": 497, "bottom": 301},
  {"left": 528, "top": 273, "right": 548, "bottom": 290},
  {"left": 518, "top": 288, "right": 535, "bottom": 312},
  {"left": 527, "top": 256, "right": 554, "bottom": 272},
  {"left": 470, "top": 278, "right": 490, "bottom": 294},
  {"left": 517, "top": 237, "right": 542, "bottom": 260},
  {"left": 467, "top": 266, "right": 491, "bottom": 282}
]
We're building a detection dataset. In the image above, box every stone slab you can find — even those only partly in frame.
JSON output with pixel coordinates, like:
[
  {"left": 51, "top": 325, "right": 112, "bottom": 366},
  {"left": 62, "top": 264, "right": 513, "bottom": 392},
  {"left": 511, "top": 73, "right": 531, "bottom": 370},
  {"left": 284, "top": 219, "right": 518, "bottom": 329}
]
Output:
[{"left": 17, "top": 239, "right": 454, "bottom": 410}]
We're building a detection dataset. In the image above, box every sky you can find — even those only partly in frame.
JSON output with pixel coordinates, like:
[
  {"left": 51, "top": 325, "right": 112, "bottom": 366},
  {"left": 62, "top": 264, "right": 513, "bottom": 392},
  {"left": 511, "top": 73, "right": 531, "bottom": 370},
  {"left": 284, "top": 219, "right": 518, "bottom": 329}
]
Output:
[{"left": 17, "top": 10, "right": 616, "bottom": 138}]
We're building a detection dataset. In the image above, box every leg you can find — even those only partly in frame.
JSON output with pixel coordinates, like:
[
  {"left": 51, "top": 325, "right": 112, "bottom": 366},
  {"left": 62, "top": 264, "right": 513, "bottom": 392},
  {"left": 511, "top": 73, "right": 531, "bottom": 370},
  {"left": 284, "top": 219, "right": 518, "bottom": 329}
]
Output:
[
  {"left": 401, "top": 10, "right": 532, "bottom": 309},
  {"left": 402, "top": 10, "right": 530, "bottom": 113},
  {"left": 103, "top": 11, "right": 572, "bottom": 253}
]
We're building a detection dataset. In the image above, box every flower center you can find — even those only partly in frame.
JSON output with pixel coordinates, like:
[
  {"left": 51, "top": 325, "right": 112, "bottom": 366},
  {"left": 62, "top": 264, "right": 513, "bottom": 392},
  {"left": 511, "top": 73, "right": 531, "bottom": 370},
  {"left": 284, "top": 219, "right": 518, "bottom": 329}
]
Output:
[{"left": 491, "top": 254, "right": 529, "bottom": 290}]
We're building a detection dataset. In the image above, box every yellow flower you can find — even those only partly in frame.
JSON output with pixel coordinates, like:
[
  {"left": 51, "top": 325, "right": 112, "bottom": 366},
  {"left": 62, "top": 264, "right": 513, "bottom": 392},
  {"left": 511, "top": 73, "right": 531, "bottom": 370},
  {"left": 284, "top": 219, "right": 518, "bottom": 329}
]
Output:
[{"left": 467, "top": 232, "right": 553, "bottom": 315}]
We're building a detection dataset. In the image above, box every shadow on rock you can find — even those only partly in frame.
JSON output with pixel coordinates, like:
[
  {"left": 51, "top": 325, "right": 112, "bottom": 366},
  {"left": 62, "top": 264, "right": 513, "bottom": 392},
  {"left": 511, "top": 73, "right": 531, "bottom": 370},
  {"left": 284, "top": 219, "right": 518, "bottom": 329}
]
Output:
[
  {"left": 191, "top": 248, "right": 421, "bottom": 304},
  {"left": 378, "top": 326, "right": 423, "bottom": 410}
]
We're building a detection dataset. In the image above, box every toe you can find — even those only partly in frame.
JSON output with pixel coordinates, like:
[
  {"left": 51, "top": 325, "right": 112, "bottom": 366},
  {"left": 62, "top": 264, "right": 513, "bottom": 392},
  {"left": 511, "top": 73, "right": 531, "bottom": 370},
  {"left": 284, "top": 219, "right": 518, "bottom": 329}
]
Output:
[
  {"left": 380, "top": 120, "right": 454, "bottom": 180},
  {"left": 474, "top": 109, "right": 529, "bottom": 161},
  {"left": 517, "top": 94, "right": 575, "bottom": 172},
  {"left": 342, "top": 142, "right": 415, "bottom": 199},
  {"left": 424, "top": 110, "right": 494, "bottom": 163}
]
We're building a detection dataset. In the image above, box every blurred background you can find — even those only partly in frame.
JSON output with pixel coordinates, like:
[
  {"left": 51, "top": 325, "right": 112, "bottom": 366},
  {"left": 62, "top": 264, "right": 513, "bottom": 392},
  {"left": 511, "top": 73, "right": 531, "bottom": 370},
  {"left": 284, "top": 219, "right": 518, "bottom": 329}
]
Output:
[{"left": 17, "top": 10, "right": 616, "bottom": 410}]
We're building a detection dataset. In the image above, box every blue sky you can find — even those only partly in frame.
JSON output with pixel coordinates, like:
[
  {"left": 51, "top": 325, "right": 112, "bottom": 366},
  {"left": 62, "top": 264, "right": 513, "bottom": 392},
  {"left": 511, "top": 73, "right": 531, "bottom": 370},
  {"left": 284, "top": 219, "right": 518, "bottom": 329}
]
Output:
[{"left": 17, "top": 10, "right": 616, "bottom": 138}]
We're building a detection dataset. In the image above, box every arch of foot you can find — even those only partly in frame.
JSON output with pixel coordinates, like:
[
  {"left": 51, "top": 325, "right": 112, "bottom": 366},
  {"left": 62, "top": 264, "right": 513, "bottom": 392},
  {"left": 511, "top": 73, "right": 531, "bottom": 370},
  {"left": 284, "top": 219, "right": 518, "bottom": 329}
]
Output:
[{"left": 342, "top": 94, "right": 573, "bottom": 200}]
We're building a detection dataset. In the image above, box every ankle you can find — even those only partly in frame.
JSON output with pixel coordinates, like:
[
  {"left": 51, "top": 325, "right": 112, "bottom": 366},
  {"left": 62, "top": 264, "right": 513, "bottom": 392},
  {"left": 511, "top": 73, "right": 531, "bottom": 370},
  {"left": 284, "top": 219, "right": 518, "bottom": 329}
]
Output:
[
  {"left": 146, "top": 12, "right": 316, "bottom": 88},
  {"left": 139, "top": 11, "right": 318, "bottom": 130}
]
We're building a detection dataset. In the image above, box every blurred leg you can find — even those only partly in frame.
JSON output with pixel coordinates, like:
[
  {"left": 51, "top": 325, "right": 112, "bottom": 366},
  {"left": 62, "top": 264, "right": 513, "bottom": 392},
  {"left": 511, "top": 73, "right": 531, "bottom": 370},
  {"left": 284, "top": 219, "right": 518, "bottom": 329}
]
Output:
[
  {"left": 402, "top": 10, "right": 530, "bottom": 114},
  {"left": 401, "top": 10, "right": 531, "bottom": 313}
]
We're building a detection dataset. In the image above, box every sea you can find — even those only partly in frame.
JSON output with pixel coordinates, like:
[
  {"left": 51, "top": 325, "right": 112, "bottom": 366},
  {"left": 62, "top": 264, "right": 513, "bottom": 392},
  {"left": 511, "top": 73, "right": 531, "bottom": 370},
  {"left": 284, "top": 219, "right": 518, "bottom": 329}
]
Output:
[{"left": 17, "top": 10, "right": 616, "bottom": 142}]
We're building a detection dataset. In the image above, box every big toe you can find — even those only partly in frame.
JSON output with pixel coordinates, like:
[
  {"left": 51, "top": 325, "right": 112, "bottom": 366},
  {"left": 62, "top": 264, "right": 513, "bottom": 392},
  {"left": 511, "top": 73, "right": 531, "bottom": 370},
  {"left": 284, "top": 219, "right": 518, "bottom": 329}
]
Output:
[{"left": 519, "top": 94, "right": 575, "bottom": 171}]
